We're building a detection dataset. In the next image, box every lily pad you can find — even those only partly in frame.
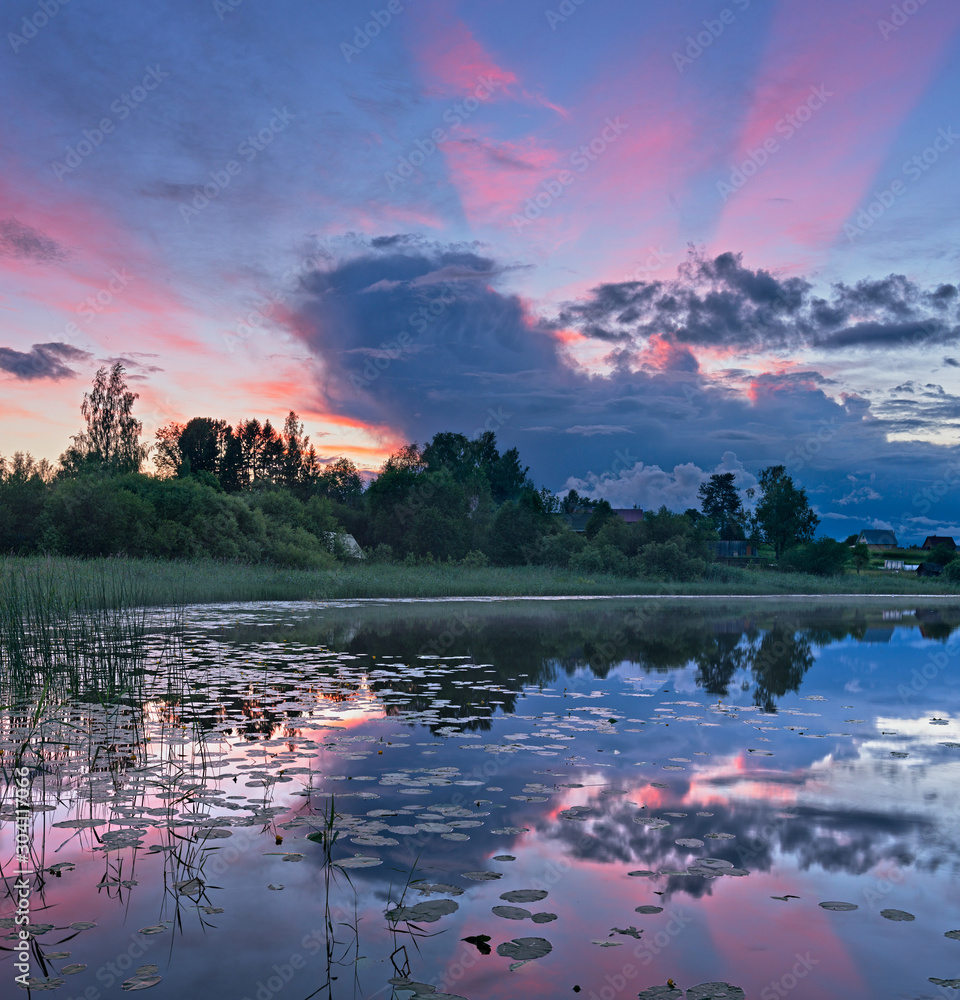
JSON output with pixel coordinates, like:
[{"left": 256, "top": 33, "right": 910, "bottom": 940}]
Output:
[
  {"left": 138, "top": 925, "right": 167, "bottom": 935},
  {"left": 686, "top": 984, "right": 745, "bottom": 999},
  {"left": 22, "top": 977, "right": 66, "bottom": 991},
  {"left": 819, "top": 901, "right": 858, "bottom": 911},
  {"left": 335, "top": 856, "right": 383, "bottom": 869},
  {"left": 611, "top": 925, "right": 642, "bottom": 938},
  {"left": 675, "top": 839, "right": 704, "bottom": 848},
  {"left": 496, "top": 936, "right": 552, "bottom": 961},
  {"left": 61, "top": 964, "right": 87, "bottom": 975},
  {"left": 411, "top": 882, "right": 464, "bottom": 896},
  {"left": 880, "top": 908, "right": 915, "bottom": 921},
  {"left": 462, "top": 934, "right": 491, "bottom": 954},
  {"left": 945, "top": 930, "right": 960, "bottom": 940},
  {"left": 635, "top": 905, "right": 664, "bottom": 914},
  {"left": 628, "top": 870, "right": 656, "bottom": 877},
  {"left": 638, "top": 986, "right": 683, "bottom": 999},
  {"left": 929, "top": 980, "right": 960, "bottom": 989},
  {"left": 69, "top": 921, "right": 98, "bottom": 930},
  {"left": 174, "top": 878, "right": 203, "bottom": 896},
  {"left": 500, "top": 889, "right": 548, "bottom": 903},
  {"left": 121, "top": 975, "right": 162, "bottom": 991},
  {"left": 461, "top": 871, "right": 502, "bottom": 881},
  {"left": 531, "top": 912, "right": 557, "bottom": 923},
  {"left": 387, "top": 899, "right": 459, "bottom": 923},
  {"left": 493, "top": 905, "right": 532, "bottom": 920}
]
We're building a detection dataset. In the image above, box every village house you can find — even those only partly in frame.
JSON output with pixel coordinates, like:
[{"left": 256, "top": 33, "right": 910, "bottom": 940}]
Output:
[
  {"left": 922, "top": 535, "right": 957, "bottom": 551},
  {"left": 856, "top": 528, "right": 898, "bottom": 551}
]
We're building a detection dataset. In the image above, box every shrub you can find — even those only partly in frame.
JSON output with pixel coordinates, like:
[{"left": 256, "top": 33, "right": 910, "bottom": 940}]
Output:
[{"left": 780, "top": 538, "right": 849, "bottom": 576}]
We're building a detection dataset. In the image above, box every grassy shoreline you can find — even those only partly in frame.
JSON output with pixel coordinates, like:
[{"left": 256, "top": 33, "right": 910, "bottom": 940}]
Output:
[{"left": 2, "top": 555, "right": 958, "bottom": 609}]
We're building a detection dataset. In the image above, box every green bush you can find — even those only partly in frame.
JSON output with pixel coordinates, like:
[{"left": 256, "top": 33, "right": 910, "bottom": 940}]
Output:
[
  {"left": 942, "top": 560, "right": 960, "bottom": 583},
  {"left": 634, "top": 539, "right": 707, "bottom": 582},
  {"left": 779, "top": 538, "right": 849, "bottom": 576}
]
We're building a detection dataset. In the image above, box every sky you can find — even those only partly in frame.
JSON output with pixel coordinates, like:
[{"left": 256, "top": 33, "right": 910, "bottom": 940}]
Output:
[{"left": 1, "top": 0, "right": 960, "bottom": 540}]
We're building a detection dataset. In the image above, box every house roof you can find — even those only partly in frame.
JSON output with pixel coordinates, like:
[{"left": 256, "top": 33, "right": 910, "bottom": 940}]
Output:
[
  {"left": 922, "top": 535, "right": 956, "bottom": 549},
  {"left": 858, "top": 529, "right": 898, "bottom": 545},
  {"left": 612, "top": 508, "right": 644, "bottom": 523}
]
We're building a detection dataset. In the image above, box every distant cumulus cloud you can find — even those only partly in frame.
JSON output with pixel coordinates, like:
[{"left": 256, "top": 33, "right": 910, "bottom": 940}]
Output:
[
  {"left": 0, "top": 342, "right": 91, "bottom": 380},
  {"left": 0, "top": 218, "right": 70, "bottom": 263},
  {"left": 558, "top": 250, "right": 960, "bottom": 353},
  {"left": 561, "top": 451, "right": 758, "bottom": 511}
]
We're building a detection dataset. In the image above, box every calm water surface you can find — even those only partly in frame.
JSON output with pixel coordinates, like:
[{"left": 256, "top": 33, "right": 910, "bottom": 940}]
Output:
[{"left": 2, "top": 598, "right": 960, "bottom": 1000}]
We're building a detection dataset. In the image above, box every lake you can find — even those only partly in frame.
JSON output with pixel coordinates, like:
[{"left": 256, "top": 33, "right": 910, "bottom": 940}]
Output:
[{"left": 2, "top": 597, "right": 959, "bottom": 999}]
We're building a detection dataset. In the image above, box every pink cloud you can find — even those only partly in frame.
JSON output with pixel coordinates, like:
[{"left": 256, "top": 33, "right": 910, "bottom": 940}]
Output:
[{"left": 711, "top": 0, "right": 960, "bottom": 265}]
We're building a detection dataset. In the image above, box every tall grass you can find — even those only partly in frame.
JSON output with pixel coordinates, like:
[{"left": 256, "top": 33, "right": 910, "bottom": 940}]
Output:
[
  {"left": 0, "top": 555, "right": 957, "bottom": 617},
  {"left": 0, "top": 557, "right": 179, "bottom": 707}
]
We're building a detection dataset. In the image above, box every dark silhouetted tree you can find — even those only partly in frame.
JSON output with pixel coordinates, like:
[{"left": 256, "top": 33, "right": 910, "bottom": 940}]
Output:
[
  {"left": 61, "top": 363, "right": 148, "bottom": 475},
  {"left": 698, "top": 472, "right": 746, "bottom": 540},
  {"left": 753, "top": 465, "right": 818, "bottom": 559}
]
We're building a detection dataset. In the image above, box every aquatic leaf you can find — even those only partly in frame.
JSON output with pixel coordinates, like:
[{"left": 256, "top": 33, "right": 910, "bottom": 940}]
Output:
[
  {"left": 819, "top": 901, "right": 858, "bottom": 911},
  {"left": 461, "top": 871, "right": 502, "bottom": 881},
  {"left": 174, "top": 877, "right": 203, "bottom": 896},
  {"left": 628, "top": 870, "right": 656, "bottom": 877},
  {"left": 945, "top": 930, "right": 960, "bottom": 940},
  {"left": 592, "top": 939, "right": 623, "bottom": 946},
  {"left": 531, "top": 912, "right": 557, "bottom": 923},
  {"left": 493, "top": 855, "right": 516, "bottom": 861},
  {"left": 685, "top": 983, "right": 745, "bottom": 999},
  {"left": 635, "top": 905, "right": 664, "bottom": 914},
  {"left": 387, "top": 899, "right": 459, "bottom": 923},
  {"left": 611, "top": 925, "right": 642, "bottom": 938},
  {"left": 121, "top": 974, "right": 162, "bottom": 991},
  {"left": 929, "top": 980, "right": 960, "bottom": 989},
  {"left": 138, "top": 925, "right": 167, "bottom": 935},
  {"left": 69, "top": 921, "right": 97, "bottom": 930},
  {"left": 267, "top": 883, "right": 284, "bottom": 890},
  {"left": 136, "top": 966, "right": 159, "bottom": 976},
  {"left": 703, "top": 833, "right": 735, "bottom": 840},
  {"left": 637, "top": 987, "right": 682, "bottom": 1000},
  {"left": 462, "top": 934, "right": 492, "bottom": 954},
  {"left": 411, "top": 882, "right": 464, "bottom": 896},
  {"left": 21, "top": 978, "right": 65, "bottom": 991},
  {"left": 675, "top": 839, "right": 704, "bottom": 848},
  {"left": 493, "top": 906, "right": 532, "bottom": 920},
  {"left": 880, "top": 908, "right": 914, "bottom": 921},
  {"left": 61, "top": 964, "right": 87, "bottom": 975},
  {"left": 496, "top": 937, "right": 552, "bottom": 961},
  {"left": 694, "top": 859, "right": 733, "bottom": 870},
  {"left": 335, "top": 856, "right": 383, "bottom": 868},
  {"left": 500, "top": 889, "right": 548, "bottom": 903}
]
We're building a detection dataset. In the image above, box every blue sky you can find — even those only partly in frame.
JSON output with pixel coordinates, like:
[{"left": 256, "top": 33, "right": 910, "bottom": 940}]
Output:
[{"left": 2, "top": 0, "right": 960, "bottom": 539}]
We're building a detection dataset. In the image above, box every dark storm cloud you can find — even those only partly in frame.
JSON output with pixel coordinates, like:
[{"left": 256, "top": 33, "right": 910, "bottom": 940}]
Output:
[
  {"left": 289, "top": 239, "right": 960, "bottom": 532},
  {"left": 0, "top": 218, "right": 70, "bottom": 263},
  {"left": 0, "top": 342, "right": 91, "bottom": 380},
  {"left": 558, "top": 251, "right": 960, "bottom": 352}
]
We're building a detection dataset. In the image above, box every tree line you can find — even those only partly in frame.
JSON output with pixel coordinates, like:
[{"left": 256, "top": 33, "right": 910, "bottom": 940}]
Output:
[{"left": 0, "top": 363, "right": 861, "bottom": 578}]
